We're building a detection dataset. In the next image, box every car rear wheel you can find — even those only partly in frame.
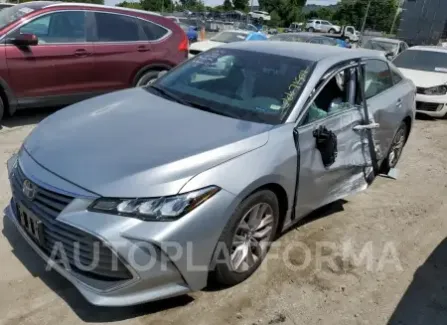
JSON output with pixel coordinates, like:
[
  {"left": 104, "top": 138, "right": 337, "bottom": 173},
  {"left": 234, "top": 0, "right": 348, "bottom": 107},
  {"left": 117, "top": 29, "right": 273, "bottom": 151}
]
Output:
[
  {"left": 212, "top": 190, "right": 279, "bottom": 286},
  {"left": 381, "top": 121, "right": 408, "bottom": 173},
  {"left": 135, "top": 70, "right": 166, "bottom": 87},
  {"left": 307, "top": 27, "right": 314, "bottom": 32},
  {"left": 0, "top": 95, "right": 4, "bottom": 123},
  {"left": 329, "top": 28, "right": 335, "bottom": 34}
]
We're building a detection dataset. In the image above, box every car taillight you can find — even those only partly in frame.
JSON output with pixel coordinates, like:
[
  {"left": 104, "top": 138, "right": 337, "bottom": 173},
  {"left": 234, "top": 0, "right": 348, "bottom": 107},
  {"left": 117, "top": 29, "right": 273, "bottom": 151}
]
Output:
[{"left": 178, "top": 33, "right": 188, "bottom": 53}]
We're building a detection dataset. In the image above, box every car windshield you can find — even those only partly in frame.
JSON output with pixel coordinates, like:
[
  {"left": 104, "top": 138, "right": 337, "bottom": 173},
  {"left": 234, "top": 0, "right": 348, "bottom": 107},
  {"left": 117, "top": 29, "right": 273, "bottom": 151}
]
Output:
[
  {"left": 150, "top": 48, "right": 314, "bottom": 125},
  {"left": 0, "top": 2, "right": 54, "bottom": 30},
  {"left": 363, "top": 40, "right": 398, "bottom": 52},
  {"left": 210, "top": 31, "right": 248, "bottom": 43},
  {"left": 393, "top": 50, "right": 447, "bottom": 73}
]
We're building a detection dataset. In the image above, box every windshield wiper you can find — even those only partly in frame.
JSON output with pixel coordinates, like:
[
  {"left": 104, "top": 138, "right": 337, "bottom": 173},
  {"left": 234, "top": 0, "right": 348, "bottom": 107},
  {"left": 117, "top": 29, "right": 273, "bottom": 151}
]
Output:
[
  {"left": 149, "top": 84, "right": 190, "bottom": 106},
  {"left": 183, "top": 100, "right": 241, "bottom": 118}
]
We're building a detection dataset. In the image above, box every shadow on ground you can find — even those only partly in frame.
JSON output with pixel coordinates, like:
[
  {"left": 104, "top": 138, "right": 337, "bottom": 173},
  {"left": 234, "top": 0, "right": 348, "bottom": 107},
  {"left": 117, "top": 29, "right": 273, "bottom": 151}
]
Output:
[
  {"left": 0, "top": 107, "right": 59, "bottom": 129},
  {"left": 387, "top": 237, "right": 447, "bottom": 325},
  {"left": 2, "top": 215, "right": 194, "bottom": 323}
]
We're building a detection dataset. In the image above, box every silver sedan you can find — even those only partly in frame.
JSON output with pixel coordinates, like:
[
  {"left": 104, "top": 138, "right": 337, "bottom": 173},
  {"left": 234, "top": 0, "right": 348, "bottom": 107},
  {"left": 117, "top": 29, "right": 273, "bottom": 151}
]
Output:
[{"left": 5, "top": 42, "right": 415, "bottom": 306}]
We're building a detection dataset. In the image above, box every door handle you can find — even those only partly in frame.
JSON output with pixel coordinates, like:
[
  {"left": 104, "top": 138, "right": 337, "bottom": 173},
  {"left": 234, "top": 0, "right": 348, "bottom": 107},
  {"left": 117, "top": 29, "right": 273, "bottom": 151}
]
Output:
[
  {"left": 137, "top": 45, "right": 151, "bottom": 52},
  {"left": 353, "top": 122, "right": 380, "bottom": 130},
  {"left": 74, "top": 49, "right": 90, "bottom": 57}
]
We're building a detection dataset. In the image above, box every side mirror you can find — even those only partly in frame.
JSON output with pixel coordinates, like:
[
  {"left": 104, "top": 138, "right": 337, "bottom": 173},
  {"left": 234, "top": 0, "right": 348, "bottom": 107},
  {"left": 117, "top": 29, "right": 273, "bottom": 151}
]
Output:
[{"left": 10, "top": 33, "right": 38, "bottom": 46}]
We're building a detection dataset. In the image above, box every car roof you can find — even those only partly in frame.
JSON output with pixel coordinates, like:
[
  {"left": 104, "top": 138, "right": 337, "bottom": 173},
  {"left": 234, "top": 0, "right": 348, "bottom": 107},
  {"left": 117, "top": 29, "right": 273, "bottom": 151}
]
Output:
[
  {"left": 221, "top": 29, "right": 250, "bottom": 35},
  {"left": 369, "top": 37, "right": 401, "bottom": 44},
  {"left": 221, "top": 41, "right": 384, "bottom": 62},
  {"left": 407, "top": 45, "right": 447, "bottom": 53},
  {"left": 45, "top": 2, "right": 161, "bottom": 16}
]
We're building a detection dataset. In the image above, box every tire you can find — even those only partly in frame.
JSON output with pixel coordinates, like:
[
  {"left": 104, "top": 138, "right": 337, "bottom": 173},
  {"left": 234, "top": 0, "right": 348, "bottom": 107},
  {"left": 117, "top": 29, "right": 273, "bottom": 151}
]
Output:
[
  {"left": 307, "top": 27, "right": 314, "bottom": 32},
  {"left": 135, "top": 70, "right": 166, "bottom": 87},
  {"left": 212, "top": 190, "right": 280, "bottom": 286},
  {"left": 380, "top": 121, "right": 408, "bottom": 174},
  {"left": 329, "top": 28, "right": 335, "bottom": 34},
  {"left": 0, "top": 95, "right": 4, "bottom": 123}
]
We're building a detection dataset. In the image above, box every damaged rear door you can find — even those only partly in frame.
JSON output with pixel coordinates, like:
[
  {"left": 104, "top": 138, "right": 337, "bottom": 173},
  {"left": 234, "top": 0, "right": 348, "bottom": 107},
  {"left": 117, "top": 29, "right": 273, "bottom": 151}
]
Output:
[{"left": 293, "top": 61, "right": 379, "bottom": 219}]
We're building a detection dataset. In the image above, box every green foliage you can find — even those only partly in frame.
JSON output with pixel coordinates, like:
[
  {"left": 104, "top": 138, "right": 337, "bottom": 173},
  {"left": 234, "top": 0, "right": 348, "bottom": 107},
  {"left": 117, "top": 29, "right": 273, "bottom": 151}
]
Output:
[
  {"left": 232, "top": 0, "right": 248, "bottom": 12},
  {"left": 116, "top": 1, "right": 142, "bottom": 9},
  {"left": 223, "top": 0, "right": 233, "bottom": 11},
  {"left": 19, "top": 0, "right": 104, "bottom": 3}
]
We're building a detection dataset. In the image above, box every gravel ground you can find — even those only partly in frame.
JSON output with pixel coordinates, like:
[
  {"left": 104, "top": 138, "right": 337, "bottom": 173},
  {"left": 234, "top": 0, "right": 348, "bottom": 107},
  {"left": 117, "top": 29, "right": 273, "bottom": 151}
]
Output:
[{"left": 0, "top": 110, "right": 446, "bottom": 325}]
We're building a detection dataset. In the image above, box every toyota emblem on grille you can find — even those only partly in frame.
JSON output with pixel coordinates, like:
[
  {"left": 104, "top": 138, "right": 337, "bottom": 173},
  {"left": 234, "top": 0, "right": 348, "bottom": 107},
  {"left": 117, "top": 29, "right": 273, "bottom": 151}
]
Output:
[{"left": 22, "top": 179, "right": 37, "bottom": 200}]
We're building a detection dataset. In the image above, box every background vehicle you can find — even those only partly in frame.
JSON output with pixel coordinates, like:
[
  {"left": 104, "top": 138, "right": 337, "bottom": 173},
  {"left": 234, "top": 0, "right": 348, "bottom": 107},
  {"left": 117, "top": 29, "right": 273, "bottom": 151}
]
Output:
[
  {"left": 0, "top": 1, "right": 188, "bottom": 121},
  {"left": 0, "top": 3, "right": 14, "bottom": 10},
  {"left": 6, "top": 42, "right": 414, "bottom": 307},
  {"left": 306, "top": 19, "right": 341, "bottom": 33},
  {"left": 362, "top": 37, "right": 409, "bottom": 60},
  {"left": 248, "top": 10, "right": 270, "bottom": 21},
  {"left": 269, "top": 32, "right": 340, "bottom": 47},
  {"left": 284, "top": 22, "right": 303, "bottom": 33},
  {"left": 188, "top": 29, "right": 267, "bottom": 57},
  {"left": 321, "top": 25, "right": 359, "bottom": 43},
  {"left": 394, "top": 46, "right": 447, "bottom": 118}
]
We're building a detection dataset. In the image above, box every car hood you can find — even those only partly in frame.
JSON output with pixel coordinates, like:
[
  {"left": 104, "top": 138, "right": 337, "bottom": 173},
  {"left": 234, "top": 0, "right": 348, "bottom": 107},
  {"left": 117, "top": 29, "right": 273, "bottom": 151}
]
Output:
[
  {"left": 23, "top": 88, "right": 272, "bottom": 198},
  {"left": 398, "top": 68, "right": 447, "bottom": 88},
  {"left": 189, "top": 40, "right": 223, "bottom": 52}
]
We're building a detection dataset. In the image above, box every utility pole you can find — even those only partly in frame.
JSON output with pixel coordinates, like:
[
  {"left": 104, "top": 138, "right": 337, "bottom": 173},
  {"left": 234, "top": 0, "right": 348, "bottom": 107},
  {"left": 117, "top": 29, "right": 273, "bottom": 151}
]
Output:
[{"left": 360, "top": 0, "right": 372, "bottom": 34}]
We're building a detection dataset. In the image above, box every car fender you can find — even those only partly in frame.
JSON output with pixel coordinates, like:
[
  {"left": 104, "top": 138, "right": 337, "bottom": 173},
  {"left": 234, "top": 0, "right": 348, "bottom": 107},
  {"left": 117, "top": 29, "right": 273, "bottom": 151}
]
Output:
[{"left": 0, "top": 76, "right": 18, "bottom": 115}]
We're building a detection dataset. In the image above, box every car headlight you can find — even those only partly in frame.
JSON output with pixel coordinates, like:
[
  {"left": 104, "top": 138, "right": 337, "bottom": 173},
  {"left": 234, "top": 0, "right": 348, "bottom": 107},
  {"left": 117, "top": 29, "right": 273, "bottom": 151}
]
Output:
[
  {"left": 423, "top": 85, "right": 447, "bottom": 95},
  {"left": 88, "top": 186, "right": 220, "bottom": 221}
]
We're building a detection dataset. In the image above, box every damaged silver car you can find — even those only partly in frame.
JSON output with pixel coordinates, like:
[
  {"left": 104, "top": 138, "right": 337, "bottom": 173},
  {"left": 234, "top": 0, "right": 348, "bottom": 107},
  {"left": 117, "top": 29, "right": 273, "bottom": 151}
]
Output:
[{"left": 5, "top": 42, "right": 415, "bottom": 306}]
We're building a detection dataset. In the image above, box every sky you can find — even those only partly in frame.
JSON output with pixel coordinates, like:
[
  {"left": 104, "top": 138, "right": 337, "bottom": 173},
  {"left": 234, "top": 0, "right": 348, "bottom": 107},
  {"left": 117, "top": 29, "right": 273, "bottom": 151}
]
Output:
[{"left": 104, "top": 0, "right": 340, "bottom": 10}]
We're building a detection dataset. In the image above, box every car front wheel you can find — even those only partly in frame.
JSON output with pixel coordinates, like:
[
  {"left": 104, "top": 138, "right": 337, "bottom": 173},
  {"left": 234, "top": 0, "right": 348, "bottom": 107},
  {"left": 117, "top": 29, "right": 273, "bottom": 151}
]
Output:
[
  {"left": 212, "top": 190, "right": 279, "bottom": 286},
  {"left": 135, "top": 70, "right": 166, "bottom": 87},
  {"left": 307, "top": 27, "right": 314, "bottom": 32}
]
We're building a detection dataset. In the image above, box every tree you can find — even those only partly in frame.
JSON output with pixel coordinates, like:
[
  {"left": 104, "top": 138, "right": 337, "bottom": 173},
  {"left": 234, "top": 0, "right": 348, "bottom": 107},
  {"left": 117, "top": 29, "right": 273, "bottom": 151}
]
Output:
[
  {"left": 116, "top": 1, "right": 142, "bottom": 9},
  {"left": 140, "top": 0, "right": 173, "bottom": 12},
  {"left": 20, "top": 0, "right": 105, "bottom": 3},
  {"left": 223, "top": 0, "right": 233, "bottom": 11},
  {"left": 232, "top": 0, "right": 248, "bottom": 12}
]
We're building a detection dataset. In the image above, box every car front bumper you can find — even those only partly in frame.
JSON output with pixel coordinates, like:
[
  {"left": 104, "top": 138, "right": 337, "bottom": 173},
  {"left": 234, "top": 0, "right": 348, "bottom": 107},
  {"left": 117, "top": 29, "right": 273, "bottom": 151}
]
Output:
[
  {"left": 6, "top": 153, "right": 237, "bottom": 306},
  {"left": 415, "top": 93, "right": 447, "bottom": 117}
]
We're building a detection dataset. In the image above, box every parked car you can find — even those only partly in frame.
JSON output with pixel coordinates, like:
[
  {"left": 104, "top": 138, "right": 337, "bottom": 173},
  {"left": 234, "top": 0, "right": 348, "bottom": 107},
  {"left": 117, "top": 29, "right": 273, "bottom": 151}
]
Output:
[
  {"left": 394, "top": 46, "right": 447, "bottom": 118},
  {"left": 0, "top": 1, "right": 189, "bottom": 121},
  {"left": 6, "top": 41, "right": 415, "bottom": 306},
  {"left": 306, "top": 19, "right": 341, "bottom": 33},
  {"left": 179, "top": 23, "right": 198, "bottom": 43},
  {"left": 284, "top": 22, "right": 303, "bottom": 33},
  {"left": 188, "top": 30, "right": 267, "bottom": 57},
  {"left": 269, "top": 32, "right": 340, "bottom": 47},
  {"left": 362, "top": 37, "right": 409, "bottom": 60},
  {"left": 248, "top": 10, "right": 270, "bottom": 21}
]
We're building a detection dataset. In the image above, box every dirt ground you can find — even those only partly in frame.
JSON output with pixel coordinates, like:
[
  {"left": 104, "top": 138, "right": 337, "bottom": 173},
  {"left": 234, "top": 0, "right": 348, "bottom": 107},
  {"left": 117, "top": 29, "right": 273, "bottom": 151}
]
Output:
[{"left": 0, "top": 109, "right": 446, "bottom": 325}]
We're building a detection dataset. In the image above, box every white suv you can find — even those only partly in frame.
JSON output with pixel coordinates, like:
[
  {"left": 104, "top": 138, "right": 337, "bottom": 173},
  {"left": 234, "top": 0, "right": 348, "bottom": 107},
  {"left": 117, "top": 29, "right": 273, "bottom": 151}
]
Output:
[
  {"left": 306, "top": 19, "right": 341, "bottom": 33},
  {"left": 248, "top": 11, "right": 271, "bottom": 21}
]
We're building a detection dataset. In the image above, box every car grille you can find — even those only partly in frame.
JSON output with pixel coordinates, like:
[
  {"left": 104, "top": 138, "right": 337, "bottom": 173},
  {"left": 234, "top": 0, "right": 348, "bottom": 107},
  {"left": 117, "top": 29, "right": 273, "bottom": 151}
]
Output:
[
  {"left": 189, "top": 49, "right": 202, "bottom": 55},
  {"left": 10, "top": 163, "right": 132, "bottom": 281},
  {"left": 416, "top": 101, "right": 442, "bottom": 112}
]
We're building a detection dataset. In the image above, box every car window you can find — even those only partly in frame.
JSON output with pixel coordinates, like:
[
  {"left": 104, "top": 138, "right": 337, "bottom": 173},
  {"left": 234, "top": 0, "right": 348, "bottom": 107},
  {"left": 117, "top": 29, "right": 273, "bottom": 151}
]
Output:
[
  {"left": 321, "top": 21, "right": 330, "bottom": 25},
  {"left": 140, "top": 20, "right": 169, "bottom": 40},
  {"left": 390, "top": 66, "right": 403, "bottom": 84},
  {"left": 95, "top": 12, "right": 145, "bottom": 42},
  {"left": 302, "top": 67, "right": 361, "bottom": 125},
  {"left": 19, "top": 11, "right": 86, "bottom": 43},
  {"left": 153, "top": 48, "right": 314, "bottom": 125},
  {"left": 320, "top": 38, "right": 337, "bottom": 45},
  {"left": 364, "top": 60, "right": 394, "bottom": 99}
]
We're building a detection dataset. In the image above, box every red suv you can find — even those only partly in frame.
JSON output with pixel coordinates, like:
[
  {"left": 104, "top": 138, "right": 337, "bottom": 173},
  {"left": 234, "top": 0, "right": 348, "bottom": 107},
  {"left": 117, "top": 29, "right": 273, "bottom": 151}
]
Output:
[{"left": 0, "top": 1, "right": 188, "bottom": 121}]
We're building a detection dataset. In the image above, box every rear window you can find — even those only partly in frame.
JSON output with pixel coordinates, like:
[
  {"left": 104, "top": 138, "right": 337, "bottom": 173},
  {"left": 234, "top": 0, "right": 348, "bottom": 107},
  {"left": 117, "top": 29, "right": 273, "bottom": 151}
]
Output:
[
  {"left": 0, "top": 1, "right": 55, "bottom": 29},
  {"left": 140, "top": 20, "right": 168, "bottom": 40},
  {"left": 153, "top": 48, "right": 314, "bottom": 125}
]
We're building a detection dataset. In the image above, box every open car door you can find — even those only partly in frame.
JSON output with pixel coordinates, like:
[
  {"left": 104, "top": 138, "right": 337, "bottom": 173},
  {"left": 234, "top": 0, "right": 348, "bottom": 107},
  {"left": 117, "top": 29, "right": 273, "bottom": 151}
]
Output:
[{"left": 294, "top": 61, "right": 380, "bottom": 219}]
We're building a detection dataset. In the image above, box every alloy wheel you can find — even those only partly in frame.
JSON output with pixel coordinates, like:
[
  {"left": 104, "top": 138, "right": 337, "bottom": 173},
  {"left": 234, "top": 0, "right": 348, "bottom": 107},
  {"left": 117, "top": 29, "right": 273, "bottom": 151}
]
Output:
[
  {"left": 230, "top": 203, "right": 274, "bottom": 273},
  {"left": 388, "top": 127, "right": 406, "bottom": 168}
]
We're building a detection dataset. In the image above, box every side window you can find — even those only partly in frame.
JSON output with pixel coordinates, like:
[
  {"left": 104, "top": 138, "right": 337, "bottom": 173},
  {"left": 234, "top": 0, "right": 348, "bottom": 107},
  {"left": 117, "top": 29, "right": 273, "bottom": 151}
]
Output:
[
  {"left": 140, "top": 20, "right": 168, "bottom": 40},
  {"left": 302, "top": 67, "right": 360, "bottom": 125},
  {"left": 95, "top": 12, "right": 145, "bottom": 42},
  {"left": 19, "top": 11, "right": 86, "bottom": 43},
  {"left": 364, "top": 60, "right": 394, "bottom": 99}
]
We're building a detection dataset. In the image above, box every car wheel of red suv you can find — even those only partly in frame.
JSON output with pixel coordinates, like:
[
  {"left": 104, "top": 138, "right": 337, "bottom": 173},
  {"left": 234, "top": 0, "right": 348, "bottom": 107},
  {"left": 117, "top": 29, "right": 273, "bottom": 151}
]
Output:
[
  {"left": 0, "top": 96, "right": 4, "bottom": 122},
  {"left": 136, "top": 70, "right": 166, "bottom": 87}
]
